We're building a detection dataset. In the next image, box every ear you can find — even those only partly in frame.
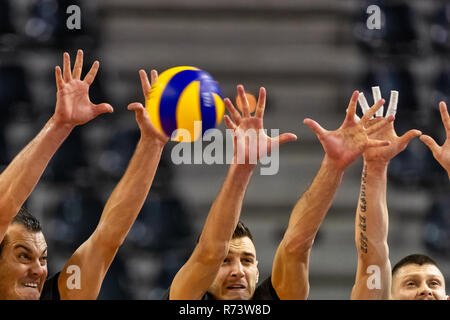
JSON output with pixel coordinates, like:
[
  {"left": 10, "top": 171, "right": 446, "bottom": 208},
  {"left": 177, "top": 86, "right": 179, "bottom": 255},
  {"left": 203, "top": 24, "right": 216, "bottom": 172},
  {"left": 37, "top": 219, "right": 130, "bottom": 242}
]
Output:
[{"left": 256, "top": 262, "right": 259, "bottom": 283}]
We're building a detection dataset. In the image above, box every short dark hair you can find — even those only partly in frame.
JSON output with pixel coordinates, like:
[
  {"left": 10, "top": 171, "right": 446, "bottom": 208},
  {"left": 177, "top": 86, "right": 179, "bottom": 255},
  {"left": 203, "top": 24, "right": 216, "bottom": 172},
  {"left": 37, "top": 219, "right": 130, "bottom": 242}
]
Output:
[
  {"left": 196, "top": 220, "right": 254, "bottom": 243},
  {"left": 0, "top": 207, "right": 42, "bottom": 257},
  {"left": 392, "top": 254, "right": 439, "bottom": 276},
  {"left": 232, "top": 221, "right": 253, "bottom": 241}
]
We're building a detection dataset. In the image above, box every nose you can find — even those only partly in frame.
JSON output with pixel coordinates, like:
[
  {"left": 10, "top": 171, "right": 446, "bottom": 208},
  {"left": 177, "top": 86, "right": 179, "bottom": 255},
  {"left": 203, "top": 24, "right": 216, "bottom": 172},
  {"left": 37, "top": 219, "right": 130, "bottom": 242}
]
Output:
[
  {"left": 29, "top": 259, "right": 46, "bottom": 278},
  {"left": 418, "top": 284, "right": 432, "bottom": 298},
  {"left": 230, "top": 261, "right": 245, "bottom": 278}
]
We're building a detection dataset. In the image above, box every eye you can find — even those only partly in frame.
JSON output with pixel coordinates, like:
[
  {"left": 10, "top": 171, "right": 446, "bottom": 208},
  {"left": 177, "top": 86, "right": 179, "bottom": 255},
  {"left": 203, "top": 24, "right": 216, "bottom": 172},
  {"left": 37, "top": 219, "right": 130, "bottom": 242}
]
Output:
[
  {"left": 406, "top": 281, "right": 416, "bottom": 287},
  {"left": 18, "top": 253, "right": 30, "bottom": 261},
  {"left": 242, "top": 258, "right": 253, "bottom": 265},
  {"left": 430, "top": 280, "right": 440, "bottom": 287}
]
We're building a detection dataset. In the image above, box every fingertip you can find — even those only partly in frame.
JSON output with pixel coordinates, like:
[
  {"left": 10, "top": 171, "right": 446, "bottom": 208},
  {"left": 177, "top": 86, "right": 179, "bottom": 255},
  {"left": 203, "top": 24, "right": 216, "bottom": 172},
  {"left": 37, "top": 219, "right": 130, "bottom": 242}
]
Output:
[{"left": 387, "top": 115, "right": 395, "bottom": 122}]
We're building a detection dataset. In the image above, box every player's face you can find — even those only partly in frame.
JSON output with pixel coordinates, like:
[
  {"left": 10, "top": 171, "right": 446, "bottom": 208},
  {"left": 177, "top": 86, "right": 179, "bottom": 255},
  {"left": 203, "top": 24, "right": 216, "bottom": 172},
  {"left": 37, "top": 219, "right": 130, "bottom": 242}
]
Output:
[
  {"left": 0, "top": 224, "right": 48, "bottom": 300},
  {"left": 209, "top": 236, "right": 259, "bottom": 300},
  {"left": 391, "top": 264, "right": 449, "bottom": 300}
]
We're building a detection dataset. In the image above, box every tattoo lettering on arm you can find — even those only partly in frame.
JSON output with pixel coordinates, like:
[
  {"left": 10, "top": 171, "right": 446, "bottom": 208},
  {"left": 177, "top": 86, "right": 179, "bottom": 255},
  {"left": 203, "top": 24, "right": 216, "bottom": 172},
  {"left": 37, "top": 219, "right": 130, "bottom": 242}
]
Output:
[{"left": 359, "top": 165, "right": 368, "bottom": 254}]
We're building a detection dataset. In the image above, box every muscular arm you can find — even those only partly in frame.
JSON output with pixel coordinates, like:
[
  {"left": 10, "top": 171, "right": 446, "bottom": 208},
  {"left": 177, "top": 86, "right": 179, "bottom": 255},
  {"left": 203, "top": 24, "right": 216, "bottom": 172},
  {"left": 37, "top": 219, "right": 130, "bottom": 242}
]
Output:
[
  {"left": 169, "top": 164, "right": 253, "bottom": 300},
  {"left": 57, "top": 70, "right": 168, "bottom": 299},
  {"left": 0, "top": 120, "right": 72, "bottom": 242},
  {"left": 351, "top": 162, "right": 391, "bottom": 299},
  {"left": 350, "top": 110, "right": 421, "bottom": 299},
  {"left": 0, "top": 50, "right": 112, "bottom": 243},
  {"left": 272, "top": 156, "right": 343, "bottom": 299},
  {"left": 169, "top": 86, "right": 296, "bottom": 299},
  {"left": 272, "top": 91, "right": 393, "bottom": 299},
  {"left": 58, "top": 137, "right": 165, "bottom": 299}
]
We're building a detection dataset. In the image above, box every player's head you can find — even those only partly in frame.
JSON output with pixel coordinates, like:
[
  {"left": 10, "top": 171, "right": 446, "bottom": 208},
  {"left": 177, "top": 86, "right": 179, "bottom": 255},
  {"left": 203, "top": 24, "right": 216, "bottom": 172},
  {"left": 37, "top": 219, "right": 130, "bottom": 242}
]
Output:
[
  {"left": 0, "top": 207, "right": 48, "bottom": 300},
  {"left": 391, "top": 254, "right": 449, "bottom": 300},
  {"left": 208, "top": 221, "right": 259, "bottom": 300}
]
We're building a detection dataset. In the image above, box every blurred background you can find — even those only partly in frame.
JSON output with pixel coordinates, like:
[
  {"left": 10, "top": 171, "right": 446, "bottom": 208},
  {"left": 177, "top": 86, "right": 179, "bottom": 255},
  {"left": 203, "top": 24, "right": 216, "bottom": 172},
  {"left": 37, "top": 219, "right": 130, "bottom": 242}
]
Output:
[{"left": 1, "top": 0, "right": 449, "bottom": 299}]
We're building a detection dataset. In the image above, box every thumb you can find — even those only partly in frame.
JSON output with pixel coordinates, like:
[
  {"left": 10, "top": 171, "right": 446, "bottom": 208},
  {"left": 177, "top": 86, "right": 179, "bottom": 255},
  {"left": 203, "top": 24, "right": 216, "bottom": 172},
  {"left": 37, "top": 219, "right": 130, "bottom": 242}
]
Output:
[
  {"left": 303, "top": 118, "right": 326, "bottom": 138},
  {"left": 271, "top": 133, "right": 298, "bottom": 147},
  {"left": 420, "top": 134, "right": 440, "bottom": 155},
  {"left": 399, "top": 129, "right": 422, "bottom": 148},
  {"left": 94, "top": 103, "right": 114, "bottom": 115}
]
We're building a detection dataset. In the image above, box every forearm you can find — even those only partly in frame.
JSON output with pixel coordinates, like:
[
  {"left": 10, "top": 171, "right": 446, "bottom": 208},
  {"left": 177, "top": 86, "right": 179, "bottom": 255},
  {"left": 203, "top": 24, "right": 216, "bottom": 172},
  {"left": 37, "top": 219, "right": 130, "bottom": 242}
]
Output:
[
  {"left": 197, "top": 164, "right": 254, "bottom": 259},
  {"left": 281, "top": 155, "right": 344, "bottom": 253},
  {"left": 352, "top": 161, "right": 391, "bottom": 299},
  {"left": 355, "top": 162, "right": 389, "bottom": 261},
  {"left": 0, "top": 117, "right": 72, "bottom": 223},
  {"left": 94, "top": 138, "right": 164, "bottom": 248}
]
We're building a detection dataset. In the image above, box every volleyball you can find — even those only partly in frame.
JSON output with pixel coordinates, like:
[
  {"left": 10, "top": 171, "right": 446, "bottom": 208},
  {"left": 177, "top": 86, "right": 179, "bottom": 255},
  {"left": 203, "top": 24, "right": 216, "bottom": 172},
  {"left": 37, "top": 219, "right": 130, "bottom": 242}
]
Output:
[{"left": 146, "top": 66, "right": 225, "bottom": 142}]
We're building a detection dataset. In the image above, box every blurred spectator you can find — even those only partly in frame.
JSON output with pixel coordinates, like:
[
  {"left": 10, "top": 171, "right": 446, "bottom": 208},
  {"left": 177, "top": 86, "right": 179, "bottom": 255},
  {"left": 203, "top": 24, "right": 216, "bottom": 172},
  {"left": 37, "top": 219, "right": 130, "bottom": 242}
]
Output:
[
  {"left": 424, "top": 196, "right": 450, "bottom": 256},
  {"left": 430, "top": 3, "right": 450, "bottom": 54}
]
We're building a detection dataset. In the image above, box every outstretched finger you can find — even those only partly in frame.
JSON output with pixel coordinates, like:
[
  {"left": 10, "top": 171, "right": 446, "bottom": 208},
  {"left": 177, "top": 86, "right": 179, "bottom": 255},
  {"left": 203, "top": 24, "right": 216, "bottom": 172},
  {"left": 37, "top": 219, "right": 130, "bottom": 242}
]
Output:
[
  {"left": 420, "top": 135, "right": 441, "bottom": 155},
  {"left": 365, "top": 115, "right": 394, "bottom": 135},
  {"left": 63, "top": 52, "right": 72, "bottom": 82},
  {"left": 439, "top": 102, "right": 450, "bottom": 133},
  {"left": 150, "top": 69, "right": 158, "bottom": 86},
  {"left": 237, "top": 85, "right": 250, "bottom": 117},
  {"left": 344, "top": 91, "right": 360, "bottom": 123},
  {"left": 139, "top": 70, "right": 151, "bottom": 99},
  {"left": 72, "top": 49, "right": 83, "bottom": 80},
  {"left": 224, "top": 115, "right": 237, "bottom": 130},
  {"left": 224, "top": 98, "right": 242, "bottom": 125},
  {"left": 55, "top": 66, "right": 64, "bottom": 91},
  {"left": 303, "top": 118, "right": 326, "bottom": 138},
  {"left": 398, "top": 129, "right": 422, "bottom": 148},
  {"left": 254, "top": 87, "right": 266, "bottom": 119},
  {"left": 270, "top": 132, "right": 298, "bottom": 147},
  {"left": 84, "top": 61, "right": 100, "bottom": 85},
  {"left": 362, "top": 99, "right": 385, "bottom": 123},
  {"left": 94, "top": 102, "right": 114, "bottom": 116}
]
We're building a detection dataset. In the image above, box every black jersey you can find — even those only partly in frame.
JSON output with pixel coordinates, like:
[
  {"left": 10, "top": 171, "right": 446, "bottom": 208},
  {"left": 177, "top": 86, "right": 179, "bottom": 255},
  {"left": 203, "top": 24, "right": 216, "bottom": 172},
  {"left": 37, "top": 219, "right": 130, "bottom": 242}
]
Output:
[
  {"left": 161, "top": 276, "right": 279, "bottom": 300},
  {"left": 40, "top": 272, "right": 61, "bottom": 300}
]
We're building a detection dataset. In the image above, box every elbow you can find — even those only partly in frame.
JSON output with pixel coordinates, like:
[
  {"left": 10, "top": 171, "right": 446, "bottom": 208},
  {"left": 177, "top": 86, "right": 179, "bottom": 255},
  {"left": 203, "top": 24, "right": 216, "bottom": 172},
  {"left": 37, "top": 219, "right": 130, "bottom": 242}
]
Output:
[
  {"left": 91, "top": 227, "right": 124, "bottom": 253},
  {"left": 280, "top": 235, "right": 313, "bottom": 258},
  {"left": 195, "top": 240, "right": 228, "bottom": 266}
]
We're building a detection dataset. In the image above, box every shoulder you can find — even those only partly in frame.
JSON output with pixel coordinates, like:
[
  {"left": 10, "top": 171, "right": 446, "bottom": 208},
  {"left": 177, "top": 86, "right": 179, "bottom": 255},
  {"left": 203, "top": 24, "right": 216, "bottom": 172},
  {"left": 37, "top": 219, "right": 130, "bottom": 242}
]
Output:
[
  {"left": 252, "top": 275, "right": 280, "bottom": 300},
  {"left": 40, "top": 271, "right": 61, "bottom": 300}
]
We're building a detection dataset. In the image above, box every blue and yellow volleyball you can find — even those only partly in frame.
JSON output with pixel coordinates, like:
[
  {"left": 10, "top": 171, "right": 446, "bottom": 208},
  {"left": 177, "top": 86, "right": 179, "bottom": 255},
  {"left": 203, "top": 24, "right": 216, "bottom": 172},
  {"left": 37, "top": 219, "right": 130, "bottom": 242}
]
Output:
[{"left": 146, "top": 66, "right": 225, "bottom": 142}]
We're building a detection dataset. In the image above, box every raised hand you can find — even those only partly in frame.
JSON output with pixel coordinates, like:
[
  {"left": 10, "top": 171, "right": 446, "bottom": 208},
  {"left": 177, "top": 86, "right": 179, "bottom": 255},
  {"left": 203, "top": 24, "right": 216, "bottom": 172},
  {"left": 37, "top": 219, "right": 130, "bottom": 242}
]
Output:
[
  {"left": 303, "top": 91, "right": 394, "bottom": 171},
  {"left": 127, "top": 69, "right": 169, "bottom": 146},
  {"left": 420, "top": 102, "right": 450, "bottom": 174},
  {"left": 53, "top": 50, "right": 113, "bottom": 127},
  {"left": 363, "top": 118, "right": 421, "bottom": 164},
  {"left": 223, "top": 85, "right": 297, "bottom": 167}
]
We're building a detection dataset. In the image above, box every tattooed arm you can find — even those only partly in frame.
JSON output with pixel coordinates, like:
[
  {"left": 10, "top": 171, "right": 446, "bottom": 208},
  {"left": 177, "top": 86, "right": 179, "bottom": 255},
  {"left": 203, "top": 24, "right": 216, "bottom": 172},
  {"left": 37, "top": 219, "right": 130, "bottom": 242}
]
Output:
[{"left": 351, "top": 118, "right": 421, "bottom": 299}]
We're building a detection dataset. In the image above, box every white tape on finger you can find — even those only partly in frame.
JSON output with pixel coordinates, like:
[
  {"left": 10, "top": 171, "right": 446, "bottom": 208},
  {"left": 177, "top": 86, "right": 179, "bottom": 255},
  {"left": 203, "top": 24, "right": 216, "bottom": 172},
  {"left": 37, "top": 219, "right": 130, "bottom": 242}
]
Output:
[
  {"left": 372, "top": 86, "right": 384, "bottom": 117},
  {"left": 386, "top": 90, "right": 398, "bottom": 117},
  {"left": 358, "top": 92, "right": 371, "bottom": 115}
]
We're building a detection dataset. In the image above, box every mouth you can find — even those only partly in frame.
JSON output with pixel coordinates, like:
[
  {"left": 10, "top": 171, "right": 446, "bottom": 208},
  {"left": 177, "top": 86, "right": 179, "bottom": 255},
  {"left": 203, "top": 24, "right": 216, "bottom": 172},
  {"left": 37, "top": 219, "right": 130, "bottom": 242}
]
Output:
[
  {"left": 226, "top": 284, "right": 246, "bottom": 290},
  {"left": 22, "top": 282, "right": 39, "bottom": 289}
]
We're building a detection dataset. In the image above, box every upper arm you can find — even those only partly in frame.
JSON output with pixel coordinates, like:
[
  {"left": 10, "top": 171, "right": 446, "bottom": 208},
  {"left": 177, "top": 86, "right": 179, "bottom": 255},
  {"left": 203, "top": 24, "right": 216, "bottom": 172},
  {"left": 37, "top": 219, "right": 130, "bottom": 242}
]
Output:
[
  {"left": 57, "top": 231, "right": 118, "bottom": 300},
  {"left": 169, "top": 243, "right": 225, "bottom": 300},
  {"left": 271, "top": 238, "right": 310, "bottom": 300}
]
